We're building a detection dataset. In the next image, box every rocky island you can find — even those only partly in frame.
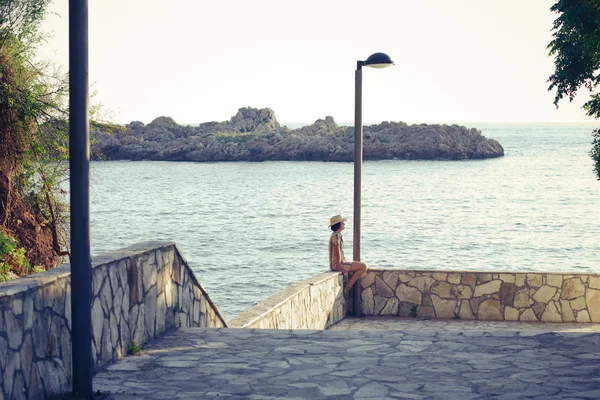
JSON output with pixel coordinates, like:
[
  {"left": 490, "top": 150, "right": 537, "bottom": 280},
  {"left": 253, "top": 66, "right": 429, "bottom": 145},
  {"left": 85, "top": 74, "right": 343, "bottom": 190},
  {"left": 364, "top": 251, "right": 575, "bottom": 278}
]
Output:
[{"left": 91, "top": 107, "right": 504, "bottom": 162}]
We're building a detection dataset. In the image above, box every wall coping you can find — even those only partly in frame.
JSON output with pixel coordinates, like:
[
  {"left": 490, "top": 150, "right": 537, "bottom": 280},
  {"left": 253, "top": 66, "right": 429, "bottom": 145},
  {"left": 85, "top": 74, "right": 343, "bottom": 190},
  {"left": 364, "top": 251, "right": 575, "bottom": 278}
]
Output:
[
  {"left": 0, "top": 264, "right": 71, "bottom": 296},
  {"left": 366, "top": 268, "right": 600, "bottom": 276},
  {"left": 122, "top": 241, "right": 227, "bottom": 326},
  {"left": 0, "top": 242, "right": 177, "bottom": 297},
  {"left": 228, "top": 271, "right": 339, "bottom": 327},
  {"left": 172, "top": 244, "right": 228, "bottom": 327}
]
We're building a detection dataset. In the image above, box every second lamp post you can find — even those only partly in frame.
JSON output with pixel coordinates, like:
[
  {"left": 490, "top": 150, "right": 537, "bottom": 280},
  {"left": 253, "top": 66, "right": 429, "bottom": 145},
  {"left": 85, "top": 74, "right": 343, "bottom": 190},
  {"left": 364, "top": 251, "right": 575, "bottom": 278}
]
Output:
[
  {"left": 352, "top": 52, "right": 394, "bottom": 315},
  {"left": 353, "top": 52, "right": 394, "bottom": 262}
]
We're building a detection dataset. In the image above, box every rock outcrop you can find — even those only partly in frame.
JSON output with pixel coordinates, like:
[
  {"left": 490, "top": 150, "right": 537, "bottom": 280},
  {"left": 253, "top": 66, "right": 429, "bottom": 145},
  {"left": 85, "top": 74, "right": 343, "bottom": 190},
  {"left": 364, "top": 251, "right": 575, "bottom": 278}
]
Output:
[{"left": 91, "top": 107, "right": 504, "bottom": 162}]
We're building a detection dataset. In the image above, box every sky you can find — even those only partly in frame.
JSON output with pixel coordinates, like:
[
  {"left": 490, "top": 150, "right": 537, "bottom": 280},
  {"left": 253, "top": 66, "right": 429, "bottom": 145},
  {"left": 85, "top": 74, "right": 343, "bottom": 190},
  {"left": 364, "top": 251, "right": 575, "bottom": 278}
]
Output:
[{"left": 37, "top": 0, "right": 598, "bottom": 125}]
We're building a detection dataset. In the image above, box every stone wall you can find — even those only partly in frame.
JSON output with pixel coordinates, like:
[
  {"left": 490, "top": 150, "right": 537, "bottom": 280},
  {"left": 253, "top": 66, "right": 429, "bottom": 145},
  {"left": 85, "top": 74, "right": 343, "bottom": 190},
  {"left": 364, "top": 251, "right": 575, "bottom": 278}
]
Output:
[
  {"left": 0, "top": 241, "right": 226, "bottom": 399},
  {"left": 360, "top": 269, "right": 600, "bottom": 323},
  {"left": 228, "top": 272, "right": 346, "bottom": 329}
]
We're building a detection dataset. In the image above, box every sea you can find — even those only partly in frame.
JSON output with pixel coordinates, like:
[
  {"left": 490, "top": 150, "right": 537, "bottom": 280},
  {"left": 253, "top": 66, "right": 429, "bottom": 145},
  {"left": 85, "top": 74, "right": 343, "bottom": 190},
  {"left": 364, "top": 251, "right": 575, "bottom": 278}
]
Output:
[{"left": 88, "top": 123, "right": 600, "bottom": 321}]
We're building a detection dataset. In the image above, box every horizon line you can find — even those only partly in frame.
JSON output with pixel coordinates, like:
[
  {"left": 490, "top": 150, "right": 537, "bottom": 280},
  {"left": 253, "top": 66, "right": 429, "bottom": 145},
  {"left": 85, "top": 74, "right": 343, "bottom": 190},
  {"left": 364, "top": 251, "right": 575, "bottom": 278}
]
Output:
[{"left": 110, "top": 119, "right": 599, "bottom": 126}]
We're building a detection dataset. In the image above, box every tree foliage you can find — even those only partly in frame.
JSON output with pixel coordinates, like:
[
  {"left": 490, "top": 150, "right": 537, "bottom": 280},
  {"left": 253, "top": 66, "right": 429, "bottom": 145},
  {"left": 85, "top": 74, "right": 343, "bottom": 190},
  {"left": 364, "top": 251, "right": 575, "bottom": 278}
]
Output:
[
  {"left": 548, "top": 0, "right": 600, "bottom": 179},
  {"left": 0, "top": 0, "right": 50, "bottom": 45},
  {"left": 0, "top": 0, "right": 70, "bottom": 277}
]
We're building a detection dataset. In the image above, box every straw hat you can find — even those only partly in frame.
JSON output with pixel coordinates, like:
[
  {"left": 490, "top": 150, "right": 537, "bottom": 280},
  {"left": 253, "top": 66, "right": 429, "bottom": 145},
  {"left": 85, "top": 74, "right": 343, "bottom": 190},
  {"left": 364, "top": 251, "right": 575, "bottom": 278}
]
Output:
[{"left": 328, "top": 215, "right": 348, "bottom": 228}]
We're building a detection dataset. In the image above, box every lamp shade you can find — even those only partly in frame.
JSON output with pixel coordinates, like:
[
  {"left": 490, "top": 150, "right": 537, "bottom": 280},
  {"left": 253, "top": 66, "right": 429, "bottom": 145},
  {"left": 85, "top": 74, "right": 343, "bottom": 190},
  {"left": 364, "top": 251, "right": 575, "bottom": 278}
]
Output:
[{"left": 364, "top": 52, "right": 394, "bottom": 69}]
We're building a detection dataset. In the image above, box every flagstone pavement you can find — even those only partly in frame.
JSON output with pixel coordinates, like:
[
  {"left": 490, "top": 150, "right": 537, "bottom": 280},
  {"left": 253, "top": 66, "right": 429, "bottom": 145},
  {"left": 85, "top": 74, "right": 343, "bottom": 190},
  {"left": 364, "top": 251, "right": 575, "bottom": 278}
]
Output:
[{"left": 93, "top": 317, "right": 600, "bottom": 399}]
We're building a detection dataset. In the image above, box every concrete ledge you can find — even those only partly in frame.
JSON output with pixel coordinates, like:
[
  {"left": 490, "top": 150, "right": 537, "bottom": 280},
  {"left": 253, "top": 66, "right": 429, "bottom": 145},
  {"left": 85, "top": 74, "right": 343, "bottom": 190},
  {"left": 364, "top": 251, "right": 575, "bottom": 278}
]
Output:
[
  {"left": 0, "top": 265, "right": 71, "bottom": 296},
  {"left": 228, "top": 272, "right": 346, "bottom": 329}
]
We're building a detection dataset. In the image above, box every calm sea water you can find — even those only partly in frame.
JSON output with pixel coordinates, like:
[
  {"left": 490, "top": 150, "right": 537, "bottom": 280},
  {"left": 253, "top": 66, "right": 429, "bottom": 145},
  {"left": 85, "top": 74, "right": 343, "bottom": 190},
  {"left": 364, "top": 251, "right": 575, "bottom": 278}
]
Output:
[{"left": 88, "top": 123, "right": 600, "bottom": 320}]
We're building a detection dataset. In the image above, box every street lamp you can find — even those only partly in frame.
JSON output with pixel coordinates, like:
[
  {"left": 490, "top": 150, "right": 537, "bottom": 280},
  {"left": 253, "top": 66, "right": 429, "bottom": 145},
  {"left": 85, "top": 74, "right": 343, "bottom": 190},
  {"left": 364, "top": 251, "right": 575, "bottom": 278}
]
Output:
[
  {"left": 69, "top": 0, "right": 93, "bottom": 398},
  {"left": 352, "top": 52, "right": 393, "bottom": 314},
  {"left": 353, "top": 52, "right": 394, "bottom": 261}
]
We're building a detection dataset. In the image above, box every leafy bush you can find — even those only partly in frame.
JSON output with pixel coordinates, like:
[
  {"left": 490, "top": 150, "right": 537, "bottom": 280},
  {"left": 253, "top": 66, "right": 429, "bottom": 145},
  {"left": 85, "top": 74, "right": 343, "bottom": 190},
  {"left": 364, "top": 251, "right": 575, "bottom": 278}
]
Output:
[
  {"left": 9, "top": 247, "right": 30, "bottom": 273},
  {"left": 591, "top": 128, "right": 600, "bottom": 180},
  {"left": 0, "top": 228, "right": 36, "bottom": 280},
  {"left": 128, "top": 342, "right": 142, "bottom": 355},
  {"left": 32, "top": 265, "right": 45, "bottom": 274},
  {"left": 0, "top": 229, "right": 17, "bottom": 257},
  {"left": 0, "top": 262, "right": 11, "bottom": 282},
  {"left": 410, "top": 305, "right": 418, "bottom": 318}
]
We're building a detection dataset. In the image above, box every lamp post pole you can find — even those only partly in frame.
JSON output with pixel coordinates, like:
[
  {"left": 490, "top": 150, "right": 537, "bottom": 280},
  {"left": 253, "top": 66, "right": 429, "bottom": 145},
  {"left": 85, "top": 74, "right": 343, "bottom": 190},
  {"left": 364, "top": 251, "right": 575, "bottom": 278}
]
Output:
[
  {"left": 353, "top": 61, "right": 364, "bottom": 263},
  {"left": 351, "top": 53, "right": 394, "bottom": 315},
  {"left": 352, "top": 61, "right": 364, "bottom": 316},
  {"left": 69, "top": 0, "right": 93, "bottom": 397}
]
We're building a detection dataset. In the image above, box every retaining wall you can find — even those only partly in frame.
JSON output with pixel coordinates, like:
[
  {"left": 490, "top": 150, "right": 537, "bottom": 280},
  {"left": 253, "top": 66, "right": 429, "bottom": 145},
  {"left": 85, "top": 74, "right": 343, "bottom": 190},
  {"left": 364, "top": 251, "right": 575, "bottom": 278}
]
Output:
[
  {"left": 360, "top": 269, "right": 600, "bottom": 322},
  {"left": 228, "top": 272, "right": 346, "bottom": 329},
  {"left": 0, "top": 241, "right": 226, "bottom": 399}
]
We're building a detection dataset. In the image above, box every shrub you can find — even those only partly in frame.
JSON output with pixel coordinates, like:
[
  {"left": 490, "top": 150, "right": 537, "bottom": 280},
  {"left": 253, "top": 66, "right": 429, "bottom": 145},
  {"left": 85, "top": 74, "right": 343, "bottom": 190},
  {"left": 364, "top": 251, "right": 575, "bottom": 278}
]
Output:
[
  {"left": 0, "top": 262, "right": 11, "bottom": 282},
  {"left": 0, "top": 229, "right": 17, "bottom": 257}
]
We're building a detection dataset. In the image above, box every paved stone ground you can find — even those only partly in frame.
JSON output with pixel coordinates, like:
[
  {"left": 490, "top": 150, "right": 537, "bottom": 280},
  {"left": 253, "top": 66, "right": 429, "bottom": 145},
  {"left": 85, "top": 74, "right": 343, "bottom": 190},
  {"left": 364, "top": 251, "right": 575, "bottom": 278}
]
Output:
[{"left": 94, "top": 317, "right": 600, "bottom": 399}]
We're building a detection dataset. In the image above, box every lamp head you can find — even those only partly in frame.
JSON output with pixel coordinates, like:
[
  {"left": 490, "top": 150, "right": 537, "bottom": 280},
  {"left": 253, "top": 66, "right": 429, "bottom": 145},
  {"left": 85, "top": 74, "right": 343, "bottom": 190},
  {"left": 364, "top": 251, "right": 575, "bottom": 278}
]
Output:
[{"left": 364, "top": 52, "right": 394, "bottom": 69}]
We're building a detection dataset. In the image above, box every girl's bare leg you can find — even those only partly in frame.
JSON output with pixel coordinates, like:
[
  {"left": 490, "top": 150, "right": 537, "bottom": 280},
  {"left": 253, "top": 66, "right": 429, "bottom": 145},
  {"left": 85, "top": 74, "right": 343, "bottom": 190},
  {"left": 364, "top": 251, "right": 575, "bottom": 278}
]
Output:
[{"left": 343, "top": 261, "right": 368, "bottom": 294}]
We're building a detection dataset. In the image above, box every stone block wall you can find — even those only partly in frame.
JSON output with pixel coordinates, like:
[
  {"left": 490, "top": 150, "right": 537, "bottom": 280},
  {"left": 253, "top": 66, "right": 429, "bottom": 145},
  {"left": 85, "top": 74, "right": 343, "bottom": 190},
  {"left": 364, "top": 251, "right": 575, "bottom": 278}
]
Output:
[
  {"left": 0, "top": 241, "right": 226, "bottom": 399},
  {"left": 228, "top": 272, "right": 346, "bottom": 329},
  {"left": 360, "top": 269, "right": 600, "bottom": 323}
]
